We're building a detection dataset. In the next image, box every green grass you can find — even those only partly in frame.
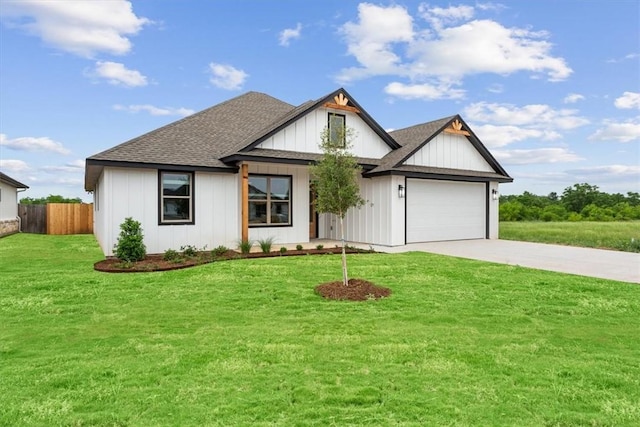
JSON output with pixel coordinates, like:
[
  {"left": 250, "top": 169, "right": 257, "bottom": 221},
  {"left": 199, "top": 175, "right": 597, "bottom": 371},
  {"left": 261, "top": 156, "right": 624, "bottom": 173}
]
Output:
[
  {"left": 500, "top": 221, "right": 640, "bottom": 252},
  {"left": 2, "top": 234, "right": 640, "bottom": 426}
]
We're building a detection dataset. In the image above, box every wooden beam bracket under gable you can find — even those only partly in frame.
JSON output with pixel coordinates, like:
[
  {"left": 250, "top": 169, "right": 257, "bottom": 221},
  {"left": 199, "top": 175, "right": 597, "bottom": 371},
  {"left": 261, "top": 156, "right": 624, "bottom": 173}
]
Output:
[
  {"left": 323, "top": 92, "right": 360, "bottom": 113},
  {"left": 444, "top": 119, "right": 471, "bottom": 136}
]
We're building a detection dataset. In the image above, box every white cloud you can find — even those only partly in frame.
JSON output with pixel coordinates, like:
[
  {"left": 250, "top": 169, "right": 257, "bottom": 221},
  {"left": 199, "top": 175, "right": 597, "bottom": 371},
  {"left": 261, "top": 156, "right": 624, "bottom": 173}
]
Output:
[
  {"left": 419, "top": 4, "right": 475, "bottom": 29},
  {"left": 493, "top": 148, "right": 584, "bottom": 165},
  {"left": 92, "top": 61, "right": 147, "bottom": 87},
  {"left": 208, "top": 63, "right": 248, "bottom": 90},
  {"left": 472, "top": 124, "right": 561, "bottom": 148},
  {"left": 336, "top": 3, "right": 572, "bottom": 88},
  {"left": 563, "top": 93, "right": 585, "bottom": 104},
  {"left": 0, "top": 159, "right": 30, "bottom": 172},
  {"left": 0, "top": 0, "right": 150, "bottom": 58},
  {"left": 337, "top": 3, "right": 414, "bottom": 83},
  {"left": 113, "top": 104, "right": 194, "bottom": 117},
  {"left": 565, "top": 165, "right": 640, "bottom": 182},
  {"left": 588, "top": 119, "right": 640, "bottom": 143},
  {"left": 42, "top": 160, "right": 85, "bottom": 173},
  {"left": 279, "top": 23, "right": 302, "bottom": 46},
  {"left": 384, "top": 81, "right": 465, "bottom": 100},
  {"left": 464, "top": 102, "right": 589, "bottom": 129},
  {"left": 614, "top": 92, "right": 640, "bottom": 109},
  {"left": 0, "top": 133, "right": 70, "bottom": 155}
]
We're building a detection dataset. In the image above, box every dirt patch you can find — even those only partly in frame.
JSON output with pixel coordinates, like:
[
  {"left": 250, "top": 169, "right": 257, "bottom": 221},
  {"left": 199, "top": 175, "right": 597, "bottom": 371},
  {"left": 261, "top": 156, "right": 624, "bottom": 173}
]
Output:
[{"left": 315, "top": 278, "right": 391, "bottom": 301}]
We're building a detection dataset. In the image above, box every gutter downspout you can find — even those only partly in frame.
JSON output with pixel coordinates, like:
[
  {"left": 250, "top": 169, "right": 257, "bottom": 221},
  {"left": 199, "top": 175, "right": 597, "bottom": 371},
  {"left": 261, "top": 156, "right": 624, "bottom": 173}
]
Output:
[{"left": 16, "top": 188, "right": 27, "bottom": 232}]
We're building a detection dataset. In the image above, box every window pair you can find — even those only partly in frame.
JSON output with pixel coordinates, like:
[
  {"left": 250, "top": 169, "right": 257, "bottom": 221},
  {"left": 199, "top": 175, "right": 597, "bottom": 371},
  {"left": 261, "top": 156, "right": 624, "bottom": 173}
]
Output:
[{"left": 159, "top": 172, "right": 292, "bottom": 226}]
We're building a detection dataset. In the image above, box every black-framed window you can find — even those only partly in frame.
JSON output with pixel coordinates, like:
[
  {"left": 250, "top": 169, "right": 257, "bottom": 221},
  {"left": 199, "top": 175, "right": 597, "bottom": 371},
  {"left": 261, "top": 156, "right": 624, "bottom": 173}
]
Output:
[
  {"left": 328, "top": 112, "right": 346, "bottom": 147},
  {"left": 159, "top": 171, "right": 194, "bottom": 224},
  {"left": 248, "top": 174, "right": 291, "bottom": 226}
]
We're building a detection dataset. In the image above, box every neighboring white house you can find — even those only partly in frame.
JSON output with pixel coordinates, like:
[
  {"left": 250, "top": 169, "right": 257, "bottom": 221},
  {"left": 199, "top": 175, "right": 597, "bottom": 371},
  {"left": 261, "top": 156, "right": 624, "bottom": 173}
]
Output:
[
  {"left": 0, "top": 171, "right": 29, "bottom": 237},
  {"left": 85, "top": 88, "right": 512, "bottom": 256}
]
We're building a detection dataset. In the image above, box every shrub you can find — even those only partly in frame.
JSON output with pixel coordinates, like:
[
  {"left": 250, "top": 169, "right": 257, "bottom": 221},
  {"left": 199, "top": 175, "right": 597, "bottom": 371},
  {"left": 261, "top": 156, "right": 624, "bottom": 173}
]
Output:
[
  {"left": 163, "top": 249, "right": 180, "bottom": 261},
  {"left": 316, "top": 244, "right": 324, "bottom": 250},
  {"left": 114, "top": 217, "right": 146, "bottom": 262},
  {"left": 257, "top": 236, "right": 275, "bottom": 253},
  {"left": 180, "top": 244, "right": 199, "bottom": 257},
  {"left": 212, "top": 245, "right": 229, "bottom": 257},
  {"left": 237, "top": 239, "right": 253, "bottom": 254},
  {"left": 296, "top": 244, "right": 303, "bottom": 251},
  {"left": 279, "top": 246, "right": 287, "bottom": 254}
]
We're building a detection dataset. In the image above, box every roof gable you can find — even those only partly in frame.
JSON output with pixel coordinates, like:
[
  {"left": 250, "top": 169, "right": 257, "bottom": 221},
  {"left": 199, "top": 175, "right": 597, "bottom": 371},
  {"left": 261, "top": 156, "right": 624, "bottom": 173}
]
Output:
[
  {"left": 252, "top": 102, "right": 394, "bottom": 159},
  {"left": 239, "top": 88, "right": 400, "bottom": 153},
  {"left": 366, "top": 115, "right": 511, "bottom": 181}
]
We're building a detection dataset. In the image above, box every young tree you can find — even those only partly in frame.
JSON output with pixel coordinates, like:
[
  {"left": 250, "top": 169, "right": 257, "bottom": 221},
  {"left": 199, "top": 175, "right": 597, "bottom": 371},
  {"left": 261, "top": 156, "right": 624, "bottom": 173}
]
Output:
[{"left": 310, "top": 125, "right": 365, "bottom": 286}]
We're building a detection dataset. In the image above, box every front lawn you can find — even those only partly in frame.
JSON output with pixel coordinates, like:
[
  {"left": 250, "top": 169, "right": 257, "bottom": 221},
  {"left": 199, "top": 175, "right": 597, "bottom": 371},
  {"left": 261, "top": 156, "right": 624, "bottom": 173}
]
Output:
[{"left": 1, "top": 234, "right": 639, "bottom": 426}]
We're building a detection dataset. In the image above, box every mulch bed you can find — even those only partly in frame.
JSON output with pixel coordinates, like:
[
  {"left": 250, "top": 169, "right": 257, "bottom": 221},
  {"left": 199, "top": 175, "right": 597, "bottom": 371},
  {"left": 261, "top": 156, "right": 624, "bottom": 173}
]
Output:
[
  {"left": 315, "top": 278, "right": 391, "bottom": 301},
  {"left": 94, "top": 247, "right": 373, "bottom": 273},
  {"left": 94, "top": 246, "right": 390, "bottom": 301}
]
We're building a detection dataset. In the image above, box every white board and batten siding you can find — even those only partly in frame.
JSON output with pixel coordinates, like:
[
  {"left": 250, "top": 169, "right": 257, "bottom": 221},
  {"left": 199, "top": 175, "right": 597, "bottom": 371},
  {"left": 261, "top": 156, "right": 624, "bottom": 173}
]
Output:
[
  {"left": 0, "top": 180, "right": 19, "bottom": 221},
  {"left": 405, "top": 132, "right": 494, "bottom": 172},
  {"left": 247, "top": 163, "right": 310, "bottom": 245},
  {"left": 256, "top": 107, "right": 392, "bottom": 159},
  {"left": 94, "top": 167, "right": 240, "bottom": 256},
  {"left": 406, "top": 179, "right": 486, "bottom": 243},
  {"left": 319, "top": 175, "right": 405, "bottom": 246}
]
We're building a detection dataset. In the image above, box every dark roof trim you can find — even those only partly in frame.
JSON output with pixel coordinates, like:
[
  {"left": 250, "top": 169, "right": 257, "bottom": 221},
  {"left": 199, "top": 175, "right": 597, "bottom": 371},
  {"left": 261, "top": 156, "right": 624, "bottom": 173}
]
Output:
[
  {"left": 239, "top": 88, "right": 400, "bottom": 153},
  {"left": 223, "top": 154, "right": 313, "bottom": 167},
  {"left": 222, "top": 153, "right": 380, "bottom": 170},
  {"left": 459, "top": 115, "right": 511, "bottom": 178},
  {"left": 86, "top": 159, "right": 237, "bottom": 174},
  {"left": 0, "top": 171, "right": 29, "bottom": 189},
  {"left": 364, "top": 169, "right": 514, "bottom": 183},
  {"left": 392, "top": 118, "right": 453, "bottom": 168}
]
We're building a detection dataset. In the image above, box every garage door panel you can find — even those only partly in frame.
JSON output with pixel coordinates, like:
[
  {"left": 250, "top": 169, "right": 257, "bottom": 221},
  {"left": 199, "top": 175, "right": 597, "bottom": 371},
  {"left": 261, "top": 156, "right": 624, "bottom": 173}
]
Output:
[{"left": 407, "top": 180, "right": 486, "bottom": 243}]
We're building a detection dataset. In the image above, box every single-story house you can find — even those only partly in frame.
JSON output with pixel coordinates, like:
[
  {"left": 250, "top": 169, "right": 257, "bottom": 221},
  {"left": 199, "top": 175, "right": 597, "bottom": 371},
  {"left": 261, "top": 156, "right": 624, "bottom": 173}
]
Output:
[
  {"left": 0, "top": 171, "right": 29, "bottom": 237},
  {"left": 85, "top": 88, "right": 512, "bottom": 256}
]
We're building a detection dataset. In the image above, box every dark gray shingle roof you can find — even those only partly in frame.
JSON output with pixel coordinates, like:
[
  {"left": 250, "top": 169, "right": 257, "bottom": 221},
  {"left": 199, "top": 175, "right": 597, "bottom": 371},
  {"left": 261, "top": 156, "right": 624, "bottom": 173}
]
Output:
[
  {"left": 85, "top": 89, "right": 512, "bottom": 190},
  {"left": 88, "top": 91, "right": 294, "bottom": 168},
  {"left": 0, "top": 171, "right": 29, "bottom": 189}
]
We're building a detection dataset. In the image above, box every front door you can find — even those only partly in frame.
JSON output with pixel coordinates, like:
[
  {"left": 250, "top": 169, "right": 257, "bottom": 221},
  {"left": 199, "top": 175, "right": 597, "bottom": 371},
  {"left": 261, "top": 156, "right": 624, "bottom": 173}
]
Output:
[{"left": 309, "top": 187, "right": 317, "bottom": 239}]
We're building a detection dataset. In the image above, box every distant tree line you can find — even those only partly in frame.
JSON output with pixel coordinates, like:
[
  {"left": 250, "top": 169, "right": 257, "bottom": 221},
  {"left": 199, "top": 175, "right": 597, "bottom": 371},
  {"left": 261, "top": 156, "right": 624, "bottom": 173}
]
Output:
[
  {"left": 20, "top": 194, "right": 83, "bottom": 204},
  {"left": 500, "top": 183, "right": 640, "bottom": 221}
]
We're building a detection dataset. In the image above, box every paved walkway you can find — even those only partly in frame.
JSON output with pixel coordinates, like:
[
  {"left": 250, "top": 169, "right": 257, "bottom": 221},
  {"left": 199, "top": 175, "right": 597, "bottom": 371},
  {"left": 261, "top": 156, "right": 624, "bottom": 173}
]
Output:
[{"left": 368, "top": 239, "right": 640, "bottom": 284}]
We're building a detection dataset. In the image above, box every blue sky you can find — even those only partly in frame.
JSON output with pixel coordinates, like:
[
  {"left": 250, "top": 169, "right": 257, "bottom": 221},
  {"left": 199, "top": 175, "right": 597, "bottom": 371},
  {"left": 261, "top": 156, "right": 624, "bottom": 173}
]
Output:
[{"left": 1, "top": 0, "right": 638, "bottom": 201}]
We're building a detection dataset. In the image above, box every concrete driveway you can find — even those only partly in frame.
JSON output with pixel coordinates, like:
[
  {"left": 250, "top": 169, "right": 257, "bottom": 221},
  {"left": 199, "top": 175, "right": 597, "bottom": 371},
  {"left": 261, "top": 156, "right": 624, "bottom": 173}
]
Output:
[{"left": 371, "top": 239, "right": 640, "bottom": 284}]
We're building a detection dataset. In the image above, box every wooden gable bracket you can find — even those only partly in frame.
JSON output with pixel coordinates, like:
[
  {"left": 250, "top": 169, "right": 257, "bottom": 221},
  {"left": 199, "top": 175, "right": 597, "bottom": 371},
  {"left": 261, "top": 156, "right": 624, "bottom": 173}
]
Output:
[
  {"left": 323, "top": 92, "right": 361, "bottom": 113},
  {"left": 444, "top": 119, "right": 471, "bottom": 136}
]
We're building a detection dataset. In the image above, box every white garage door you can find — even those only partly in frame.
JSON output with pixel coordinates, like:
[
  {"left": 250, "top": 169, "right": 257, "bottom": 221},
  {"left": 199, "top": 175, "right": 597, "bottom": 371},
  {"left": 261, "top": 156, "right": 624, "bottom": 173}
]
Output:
[{"left": 406, "top": 179, "right": 486, "bottom": 243}]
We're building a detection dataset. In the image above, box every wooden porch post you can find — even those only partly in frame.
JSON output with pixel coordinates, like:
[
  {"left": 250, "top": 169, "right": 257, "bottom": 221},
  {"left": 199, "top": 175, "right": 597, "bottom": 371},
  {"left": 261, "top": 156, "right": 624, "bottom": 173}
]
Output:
[{"left": 241, "top": 163, "right": 249, "bottom": 242}]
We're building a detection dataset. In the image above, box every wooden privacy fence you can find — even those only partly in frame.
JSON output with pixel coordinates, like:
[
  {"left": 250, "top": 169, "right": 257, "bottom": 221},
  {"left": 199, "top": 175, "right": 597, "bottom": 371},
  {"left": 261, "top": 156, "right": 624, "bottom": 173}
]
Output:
[{"left": 18, "top": 203, "right": 93, "bottom": 235}]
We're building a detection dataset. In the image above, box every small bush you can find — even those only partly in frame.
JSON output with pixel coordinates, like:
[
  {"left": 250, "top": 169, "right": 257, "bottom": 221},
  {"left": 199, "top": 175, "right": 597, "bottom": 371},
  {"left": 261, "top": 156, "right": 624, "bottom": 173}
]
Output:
[
  {"left": 114, "top": 217, "right": 146, "bottom": 262},
  {"left": 237, "top": 239, "right": 253, "bottom": 254},
  {"left": 296, "top": 244, "right": 303, "bottom": 251},
  {"left": 279, "top": 246, "right": 287, "bottom": 254},
  {"left": 212, "top": 245, "right": 229, "bottom": 257},
  {"left": 316, "top": 244, "right": 324, "bottom": 250},
  {"left": 180, "top": 244, "right": 199, "bottom": 257},
  {"left": 257, "top": 236, "right": 276, "bottom": 253},
  {"left": 163, "top": 249, "right": 180, "bottom": 261}
]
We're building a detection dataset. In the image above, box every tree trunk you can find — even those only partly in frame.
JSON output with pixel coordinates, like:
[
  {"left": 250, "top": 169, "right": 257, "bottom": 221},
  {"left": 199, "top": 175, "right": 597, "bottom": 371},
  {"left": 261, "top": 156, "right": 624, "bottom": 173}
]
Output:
[{"left": 340, "top": 216, "right": 348, "bottom": 286}]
